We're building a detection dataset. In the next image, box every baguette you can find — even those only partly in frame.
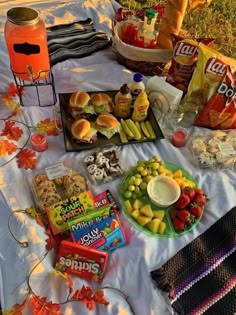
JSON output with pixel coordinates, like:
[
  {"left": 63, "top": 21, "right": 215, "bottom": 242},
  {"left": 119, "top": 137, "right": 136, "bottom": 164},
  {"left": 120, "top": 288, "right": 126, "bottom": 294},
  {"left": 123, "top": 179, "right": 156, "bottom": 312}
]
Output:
[{"left": 156, "top": 0, "right": 188, "bottom": 50}]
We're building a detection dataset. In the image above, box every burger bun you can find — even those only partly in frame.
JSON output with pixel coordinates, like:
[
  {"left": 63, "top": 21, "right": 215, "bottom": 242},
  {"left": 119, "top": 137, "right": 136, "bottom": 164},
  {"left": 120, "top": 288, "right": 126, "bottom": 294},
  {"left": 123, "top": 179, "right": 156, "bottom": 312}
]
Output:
[
  {"left": 96, "top": 113, "right": 118, "bottom": 129},
  {"left": 71, "top": 119, "right": 91, "bottom": 139},
  {"left": 91, "top": 93, "right": 111, "bottom": 106},
  {"left": 69, "top": 91, "right": 90, "bottom": 109}
]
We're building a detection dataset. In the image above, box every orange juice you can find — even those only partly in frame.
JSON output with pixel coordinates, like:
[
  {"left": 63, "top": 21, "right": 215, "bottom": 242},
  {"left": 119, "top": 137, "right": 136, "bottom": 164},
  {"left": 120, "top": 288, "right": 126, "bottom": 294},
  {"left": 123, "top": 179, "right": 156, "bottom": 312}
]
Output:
[{"left": 4, "top": 7, "right": 50, "bottom": 81}]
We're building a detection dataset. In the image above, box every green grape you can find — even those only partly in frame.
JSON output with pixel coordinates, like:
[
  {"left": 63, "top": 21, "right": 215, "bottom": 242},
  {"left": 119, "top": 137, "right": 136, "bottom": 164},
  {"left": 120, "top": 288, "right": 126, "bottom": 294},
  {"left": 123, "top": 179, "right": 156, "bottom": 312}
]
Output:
[
  {"left": 152, "top": 170, "right": 158, "bottom": 176},
  {"left": 128, "top": 185, "right": 135, "bottom": 192},
  {"left": 128, "top": 177, "right": 135, "bottom": 185},
  {"left": 124, "top": 191, "right": 132, "bottom": 199},
  {"left": 131, "top": 192, "right": 137, "bottom": 199},
  {"left": 134, "top": 178, "right": 142, "bottom": 186},
  {"left": 137, "top": 160, "right": 144, "bottom": 165},
  {"left": 134, "top": 186, "right": 140, "bottom": 194},
  {"left": 135, "top": 173, "right": 142, "bottom": 178},
  {"left": 137, "top": 166, "right": 144, "bottom": 173},
  {"left": 140, "top": 182, "right": 147, "bottom": 191},
  {"left": 151, "top": 162, "right": 160, "bottom": 170}
]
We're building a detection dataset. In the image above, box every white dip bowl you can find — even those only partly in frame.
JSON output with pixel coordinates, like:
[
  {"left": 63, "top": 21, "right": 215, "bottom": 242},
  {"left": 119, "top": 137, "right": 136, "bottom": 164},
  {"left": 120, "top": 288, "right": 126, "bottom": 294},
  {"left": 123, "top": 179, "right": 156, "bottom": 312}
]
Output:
[{"left": 147, "top": 175, "right": 181, "bottom": 208}]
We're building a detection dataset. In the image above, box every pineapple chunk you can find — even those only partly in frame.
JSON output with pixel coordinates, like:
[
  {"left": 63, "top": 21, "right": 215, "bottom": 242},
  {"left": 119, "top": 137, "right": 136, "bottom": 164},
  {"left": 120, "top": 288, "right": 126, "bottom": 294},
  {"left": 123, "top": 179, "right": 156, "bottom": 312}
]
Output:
[
  {"left": 152, "top": 210, "right": 165, "bottom": 221},
  {"left": 133, "top": 199, "right": 144, "bottom": 210},
  {"left": 146, "top": 218, "right": 161, "bottom": 233},
  {"left": 136, "top": 215, "right": 151, "bottom": 226},
  {"left": 140, "top": 204, "right": 153, "bottom": 218},
  {"left": 124, "top": 200, "right": 133, "bottom": 214},
  {"left": 131, "top": 209, "right": 140, "bottom": 219},
  {"left": 158, "top": 221, "right": 166, "bottom": 234}
]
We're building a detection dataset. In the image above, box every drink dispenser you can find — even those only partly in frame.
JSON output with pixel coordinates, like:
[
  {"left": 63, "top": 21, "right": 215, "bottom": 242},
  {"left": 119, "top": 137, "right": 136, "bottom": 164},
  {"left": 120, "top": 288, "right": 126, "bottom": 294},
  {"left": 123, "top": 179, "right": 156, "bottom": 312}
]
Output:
[{"left": 4, "top": 7, "right": 50, "bottom": 81}]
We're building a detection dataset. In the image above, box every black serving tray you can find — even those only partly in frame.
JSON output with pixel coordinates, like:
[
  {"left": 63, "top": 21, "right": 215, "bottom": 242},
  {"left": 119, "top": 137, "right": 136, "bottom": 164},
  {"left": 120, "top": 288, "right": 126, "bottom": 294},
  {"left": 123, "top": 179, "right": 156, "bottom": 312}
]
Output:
[{"left": 59, "top": 91, "right": 164, "bottom": 152}]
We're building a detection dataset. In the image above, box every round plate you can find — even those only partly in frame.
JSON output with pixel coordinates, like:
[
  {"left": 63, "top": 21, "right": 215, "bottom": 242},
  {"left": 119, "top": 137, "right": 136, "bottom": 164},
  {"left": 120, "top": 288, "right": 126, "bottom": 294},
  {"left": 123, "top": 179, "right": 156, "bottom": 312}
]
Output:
[{"left": 120, "top": 161, "right": 203, "bottom": 238}]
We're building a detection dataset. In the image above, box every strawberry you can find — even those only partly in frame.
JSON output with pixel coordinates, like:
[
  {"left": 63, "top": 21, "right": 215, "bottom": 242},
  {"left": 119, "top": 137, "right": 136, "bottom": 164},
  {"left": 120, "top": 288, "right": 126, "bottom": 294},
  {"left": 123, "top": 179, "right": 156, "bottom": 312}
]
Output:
[
  {"left": 175, "top": 193, "right": 191, "bottom": 209},
  {"left": 193, "top": 194, "right": 207, "bottom": 206},
  {"left": 189, "top": 205, "right": 202, "bottom": 218},
  {"left": 176, "top": 209, "right": 192, "bottom": 223},
  {"left": 183, "top": 187, "right": 195, "bottom": 201},
  {"left": 170, "top": 209, "right": 177, "bottom": 220},
  {"left": 173, "top": 217, "right": 185, "bottom": 232},
  {"left": 194, "top": 188, "right": 204, "bottom": 195}
]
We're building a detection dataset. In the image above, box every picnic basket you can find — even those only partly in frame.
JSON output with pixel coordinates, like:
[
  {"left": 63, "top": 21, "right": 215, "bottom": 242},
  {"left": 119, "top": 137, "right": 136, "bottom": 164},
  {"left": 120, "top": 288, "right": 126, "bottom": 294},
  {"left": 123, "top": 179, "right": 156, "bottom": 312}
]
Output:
[{"left": 112, "top": 19, "right": 173, "bottom": 76}]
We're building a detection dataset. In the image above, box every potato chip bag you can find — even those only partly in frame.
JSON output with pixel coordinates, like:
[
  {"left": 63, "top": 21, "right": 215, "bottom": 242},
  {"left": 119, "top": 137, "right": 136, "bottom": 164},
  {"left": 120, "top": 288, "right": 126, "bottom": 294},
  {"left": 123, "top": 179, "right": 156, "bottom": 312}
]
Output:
[
  {"left": 187, "top": 44, "right": 236, "bottom": 129},
  {"left": 166, "top": 34, "right": 214, "bottom": 92}
]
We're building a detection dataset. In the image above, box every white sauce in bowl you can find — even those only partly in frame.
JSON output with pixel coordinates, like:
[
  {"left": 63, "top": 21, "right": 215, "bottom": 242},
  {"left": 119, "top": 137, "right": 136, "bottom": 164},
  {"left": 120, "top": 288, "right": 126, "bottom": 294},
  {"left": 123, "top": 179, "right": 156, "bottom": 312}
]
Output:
[{"left": 147, "top": 176, "right": 181, "bottom": 207}]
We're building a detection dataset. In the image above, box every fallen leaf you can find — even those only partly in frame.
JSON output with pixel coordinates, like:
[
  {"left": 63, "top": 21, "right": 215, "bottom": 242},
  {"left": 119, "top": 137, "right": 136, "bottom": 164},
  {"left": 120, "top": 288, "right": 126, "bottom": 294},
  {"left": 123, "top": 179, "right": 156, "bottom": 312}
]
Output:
[
  {"left": 52, "top": 270, "right": 74, "bottom": 294},
  {"left": 3, "top": 298, "right": 27, "bottom": 315},
  {"left": 16, "top": 148, "right": 38, "bottom": 169},
  {"left": 45, "top": 228, "right": 68, "bottom": 251},
  {"left": 1, "top": 120, "right": 23, "bottom": 141},
  {"left": 35, "top": 118, "right": 61, "bottom": 136},
  {"left": 0, "top": 139, "right": 17, "bottom": 156},
  {"left": 30, "top": 295, "right": 62, "bottom": 315}
]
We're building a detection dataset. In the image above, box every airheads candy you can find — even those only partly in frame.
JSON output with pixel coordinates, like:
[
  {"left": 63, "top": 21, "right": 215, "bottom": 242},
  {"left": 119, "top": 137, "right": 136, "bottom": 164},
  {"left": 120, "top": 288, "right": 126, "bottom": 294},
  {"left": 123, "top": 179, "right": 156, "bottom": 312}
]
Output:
[
  {"left": 46, "top": 190, "right": 95, "bottom": 234},
  {"left": 55, "top": 240, "right": 108, "bottom": 282}
]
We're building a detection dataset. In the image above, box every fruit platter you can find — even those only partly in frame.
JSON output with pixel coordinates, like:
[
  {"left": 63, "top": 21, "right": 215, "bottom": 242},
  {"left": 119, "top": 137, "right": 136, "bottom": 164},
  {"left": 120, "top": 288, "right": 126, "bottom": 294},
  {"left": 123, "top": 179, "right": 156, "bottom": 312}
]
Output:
[
  {"left": 59, "top": 91, "right": 164, "bottom": 152},
  {"left": 120, "top": 156, "right": 207, "bottom": 237}
]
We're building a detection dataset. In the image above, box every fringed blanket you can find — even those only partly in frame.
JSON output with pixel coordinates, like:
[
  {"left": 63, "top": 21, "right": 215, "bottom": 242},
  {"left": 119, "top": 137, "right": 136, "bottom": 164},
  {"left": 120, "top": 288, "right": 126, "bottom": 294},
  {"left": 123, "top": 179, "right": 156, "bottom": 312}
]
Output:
[
  {"left": 151, "top": 207, "right": 236, "bottom": 315},
  {"left": 47, "top": 18, "right": 111, "bottom": 66}
]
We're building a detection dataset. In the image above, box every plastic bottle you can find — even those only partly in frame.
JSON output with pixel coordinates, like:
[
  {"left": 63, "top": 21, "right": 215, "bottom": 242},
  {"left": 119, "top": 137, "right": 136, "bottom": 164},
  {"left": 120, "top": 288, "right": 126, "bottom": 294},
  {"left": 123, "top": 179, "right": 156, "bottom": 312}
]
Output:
[
  {"left": 114, "top": 84, "right": 132, "bottom": 118},
  {"left": 132, "top": 91, "right": 150, "bottom": 122},
  {"left": 128, "top": 73, "right": 145, "bottom": 102},
  {"left": 139, "top": 8, "right": 158, "bottom": 48}
]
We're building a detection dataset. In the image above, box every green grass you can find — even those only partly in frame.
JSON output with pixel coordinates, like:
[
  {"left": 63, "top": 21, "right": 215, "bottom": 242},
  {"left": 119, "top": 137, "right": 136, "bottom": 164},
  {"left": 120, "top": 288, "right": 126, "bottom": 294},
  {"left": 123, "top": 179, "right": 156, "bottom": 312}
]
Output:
[{"left": 182, "top": 0, "right": 236, "bottom": 59}]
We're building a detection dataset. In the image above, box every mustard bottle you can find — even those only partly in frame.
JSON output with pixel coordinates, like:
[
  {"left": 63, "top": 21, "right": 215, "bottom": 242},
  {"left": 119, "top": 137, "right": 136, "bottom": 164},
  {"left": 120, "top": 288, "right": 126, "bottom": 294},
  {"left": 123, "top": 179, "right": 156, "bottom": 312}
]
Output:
[
  {"left": 114, "top": 84, "right": 132, "bottom": 118},
  {"left": 132, "top": 91, "right": 150, "bottom": 122}
]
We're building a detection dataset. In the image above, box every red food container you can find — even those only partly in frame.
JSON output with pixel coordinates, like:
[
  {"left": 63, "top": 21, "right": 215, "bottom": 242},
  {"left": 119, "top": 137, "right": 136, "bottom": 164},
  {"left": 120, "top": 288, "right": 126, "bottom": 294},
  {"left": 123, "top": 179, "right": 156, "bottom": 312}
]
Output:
[{"left": 4, "top": 7, "right": 50, "bottom": 81}]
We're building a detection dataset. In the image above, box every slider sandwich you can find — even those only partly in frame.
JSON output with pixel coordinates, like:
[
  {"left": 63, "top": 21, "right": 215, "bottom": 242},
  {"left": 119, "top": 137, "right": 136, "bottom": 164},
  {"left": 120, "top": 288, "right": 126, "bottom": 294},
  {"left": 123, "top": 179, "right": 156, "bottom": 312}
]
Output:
[
  {"left": 71, "top": 119, "right": 97, "bottom": 143},
  {"left": 95, "top": 113, "right": 121, "bottom": 139},
  {"left": 90, "top": 93, "right": 114, "bottom": 114},
  {"left": 68, "top": 91, "right": 95, "bottom": 118}
]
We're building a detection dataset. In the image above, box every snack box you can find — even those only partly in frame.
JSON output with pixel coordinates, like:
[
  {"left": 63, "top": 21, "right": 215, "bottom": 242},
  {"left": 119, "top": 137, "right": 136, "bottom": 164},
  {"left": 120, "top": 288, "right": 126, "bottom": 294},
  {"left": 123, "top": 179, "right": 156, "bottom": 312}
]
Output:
[
  {"left": 69, "top": 206, "right": 111, "bottom": 248},
  {"left": 46, "top": 190, "right": 95, "bottom": 235},
  {"left": 55, "top": 240, "right": 108, "bottom": 282},
  {"left": 28, "top": 159, "right": 90, "bottom": 212},
  {"left": 83, "top": 146, "right": 125, "bottom": 185},
  {"left": 69, "top": 212, "right": 127, "bottom": 252},
  {"left": 93, "top": 189, "right": 119, "bottom": 215}
]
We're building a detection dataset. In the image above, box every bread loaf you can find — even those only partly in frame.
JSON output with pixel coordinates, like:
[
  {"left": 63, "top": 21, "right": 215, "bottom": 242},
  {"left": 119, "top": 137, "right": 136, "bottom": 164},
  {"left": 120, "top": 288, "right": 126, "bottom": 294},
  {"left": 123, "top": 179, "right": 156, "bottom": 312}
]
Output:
[{"left": 156, "top": 0, "right": 188, "bottom": 50}]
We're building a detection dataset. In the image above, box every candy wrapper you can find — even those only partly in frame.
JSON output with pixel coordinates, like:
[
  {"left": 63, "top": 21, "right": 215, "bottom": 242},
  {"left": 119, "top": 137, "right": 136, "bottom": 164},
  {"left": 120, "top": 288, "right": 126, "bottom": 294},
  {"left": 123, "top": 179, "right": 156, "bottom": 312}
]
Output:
[
  {"left": 94, "top": 189, "right": 119, "bottom": 215},
  {"left": 46, "top": 190, "right": 95, "bottom": 234},
  {"left": 69, "top": 210, "right": 127, "bottom": 252},
  {"left": 55, "top": 240, "right": 108, "bottom": 282}
]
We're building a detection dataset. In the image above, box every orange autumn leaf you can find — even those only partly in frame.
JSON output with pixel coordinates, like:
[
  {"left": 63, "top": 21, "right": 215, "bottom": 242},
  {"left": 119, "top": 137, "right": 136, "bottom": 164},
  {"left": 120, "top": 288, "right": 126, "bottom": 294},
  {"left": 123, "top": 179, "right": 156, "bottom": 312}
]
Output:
[
  {"left": 1, "top": 121, "right": 23, "bottom": 141},
  {"left": 7, "top": 83, "right": 24, "bottom": 97},
  {"left": 16, "top": 148, "right": 38, "bottom": 169},
  {"left": 52, "top": 270, "right": 74, "bottom": 294},
  {"left": 45, "top": 228, "right": 68, "bottom": 251},
  {"left": 35, "top": 118, "right": 61, "bottom": 136},
  {"left": 3, "top": 298, "right": 27, "bottom": 315},
  {"left": 30, "top": 296, "right": 62, "bottom": 315},
  {"left": 0, "top": 139, "right": 17, "bottom": 156}
]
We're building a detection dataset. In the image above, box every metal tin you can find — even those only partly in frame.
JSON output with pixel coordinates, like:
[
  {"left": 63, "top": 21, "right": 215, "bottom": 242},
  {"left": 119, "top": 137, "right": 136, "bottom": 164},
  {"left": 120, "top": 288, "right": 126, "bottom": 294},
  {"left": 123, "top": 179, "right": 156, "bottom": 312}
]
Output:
[{"left": 7, "top": 7, "right": 39, "bottom": 26}]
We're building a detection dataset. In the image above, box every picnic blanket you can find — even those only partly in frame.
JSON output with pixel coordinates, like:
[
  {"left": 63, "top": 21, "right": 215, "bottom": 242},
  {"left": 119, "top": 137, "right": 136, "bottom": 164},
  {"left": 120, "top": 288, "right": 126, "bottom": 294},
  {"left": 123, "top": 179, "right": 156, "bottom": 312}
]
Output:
[{"left": 151, "top": 207, "right": 236, "bottom": 315}]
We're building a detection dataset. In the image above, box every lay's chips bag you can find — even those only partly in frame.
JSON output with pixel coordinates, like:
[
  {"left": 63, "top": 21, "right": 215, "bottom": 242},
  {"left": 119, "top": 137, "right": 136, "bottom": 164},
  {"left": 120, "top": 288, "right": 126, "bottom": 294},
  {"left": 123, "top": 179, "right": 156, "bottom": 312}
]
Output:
[{"left": 186, "top": 44, "right": 236, "bottom": 129}]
